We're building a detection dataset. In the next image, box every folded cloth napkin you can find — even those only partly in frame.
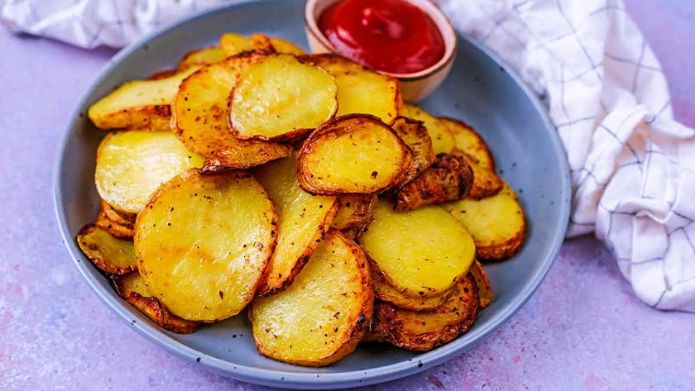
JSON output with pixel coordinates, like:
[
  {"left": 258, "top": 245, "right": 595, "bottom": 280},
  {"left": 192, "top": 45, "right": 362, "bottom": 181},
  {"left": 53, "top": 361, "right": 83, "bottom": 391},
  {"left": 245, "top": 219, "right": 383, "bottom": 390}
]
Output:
[{"left": 3, "top": 0, "right": 693, "bottom": 311}]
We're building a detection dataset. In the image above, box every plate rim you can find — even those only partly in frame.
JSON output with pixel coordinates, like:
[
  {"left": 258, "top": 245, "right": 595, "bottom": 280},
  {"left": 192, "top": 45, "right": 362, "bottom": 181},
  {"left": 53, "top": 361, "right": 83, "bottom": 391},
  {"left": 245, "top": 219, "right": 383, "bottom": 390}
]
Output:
[{"left": 52, "top": 0, "right": 571, "bottom": 388}]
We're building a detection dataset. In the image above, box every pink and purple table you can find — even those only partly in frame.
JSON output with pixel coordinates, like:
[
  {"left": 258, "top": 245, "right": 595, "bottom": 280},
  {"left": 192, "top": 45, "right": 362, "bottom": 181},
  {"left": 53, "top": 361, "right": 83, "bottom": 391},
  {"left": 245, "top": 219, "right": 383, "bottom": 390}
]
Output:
[{"left": 0, "top": 1, "right": 692, "bottom": 389}]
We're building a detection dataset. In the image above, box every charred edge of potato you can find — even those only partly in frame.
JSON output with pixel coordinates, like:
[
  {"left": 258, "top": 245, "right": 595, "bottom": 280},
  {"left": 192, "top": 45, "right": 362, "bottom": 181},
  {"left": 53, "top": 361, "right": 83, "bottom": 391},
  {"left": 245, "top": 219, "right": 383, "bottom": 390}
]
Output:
[
  {"left": 391, "top": 116, "right": 436, "bottom": 186},
  {"left": 113, "top": 276, "right": 200, "bottom": 333},
  {"left": 297, "top": 114, "right": 412, "bottom": 195},
  {"left": 100, "top": 200, "right": 136, "bottom": 226},
  {"left": 439, "top": 117, "right": 496, "bottom": 171},
  {"left": 76, "top": 225, "right": 136, "bottom": 275},
  {"left": 469, "top": 260, "right": 493, "bottom": 308},
  {"left": 394, "top": 153, "right": 474, "bottom": 212},
  {"left": 91, "top": 105, "right": 172, "bottom": 131},
  {"left": 372, "top": 267, "right": 454, "bottom": 311},
  {"left": 199, "top": 144, "right": 293, "bottom": 174},
  {"left": 228, "top": 54, "right": 338, "bottom": 143},
  {"left": 453, "top": 149, "right": 503, "bottom": 199},
  {"left": 256, "top": 200, "right": 340, "bottom": 297},
  {"left": 368, "top": 275, "right": 479, "bottom": 352},
  {"left": 331, "top": 194, "right": 379, "bottom": 231},
  {"left": 95, "top": 212, "right": 135, "bottom": 239},
  {"left": 476, "top": 224, "right": 526, "bottom": 262},
  {"left": 148, "top": 69, "right": 179, "bottom": 80}
]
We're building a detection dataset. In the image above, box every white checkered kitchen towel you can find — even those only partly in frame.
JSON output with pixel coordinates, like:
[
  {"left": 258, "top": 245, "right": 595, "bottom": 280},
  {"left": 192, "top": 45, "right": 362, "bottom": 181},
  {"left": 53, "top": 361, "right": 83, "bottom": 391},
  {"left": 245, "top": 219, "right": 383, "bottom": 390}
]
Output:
[{"left": 3, "top": 0, "right": 693, "bottom": 311}]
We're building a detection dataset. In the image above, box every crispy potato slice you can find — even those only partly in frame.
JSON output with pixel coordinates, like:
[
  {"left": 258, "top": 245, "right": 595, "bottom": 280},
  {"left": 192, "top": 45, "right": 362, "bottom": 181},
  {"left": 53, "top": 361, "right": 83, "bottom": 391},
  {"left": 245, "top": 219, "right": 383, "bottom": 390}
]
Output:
[
  {"left": 148, "top": 69, "right": 179, "bottom": 80},
  {"left": 444, "top": 183, "right": 526, "bottom": 261},
  {"left": 402, "top": 104, "right": 455, "bottom": 154},
  {"left": 172, "top": 53, "right": 292, "bottom": 171},
  {"left": 331, "top": 194, "right": 378, "bottom": 231},
  {"left": 391, "top": 116, "right": 436, "bottom": 185},
  {"left": 304, "top": 54, "right": 401, "bottom": 124},
  {"left": 251, "top": 230, "right": 373, "bottom": 366},
  {"left": 95, "top": 131, "right": 203, "bottom": 214},
  {"left": 136, "top": 170, "right": 277, "bottom": 322},
  {"left": 453, "top": 150, "right": 503, "bottom": 199},
  {"left": 114, "top": 273, "right": 199, "bottom": 333},
  {"left": 254, "top": 156, "right": 338, "bottom": 296},
  {"left": 372, "top": 267, "right": 454, "bottom": 311},
  {"left": 440, "top": 117, "right": 495, "bottom": 171},
  {"left": 470, "top": 260, "right": 493, "bottom": 308},
  {"left": 87, "top": 67, "right": 197, "bottom": 131},
  {"left": 394, "top": 153, "right": 474, "bottom": 211},
  {"left": 95, "top": 201, "right": 135, "bottom": 239},
  {"left": 367, "top": 275, "right": 479, "bottom": 352},
  {"left": 229, "top": 54, "right": 338, "bottom": 141},
  {"left": 99, "top": 200, "right": 136, "bottom": 226},
  {"left": 360, "top": 200, "right": 475, "bottom": 297},
  {"left": 76, "top": 225, "right": 137, "bottom": 275},
  {"left": 178, "top": 47, "right": 227, "bottom": 69},
  {"left": 219, "top": 33, "right": 274, "bottom": 56},
  {"left": 297, "top": 115, "right": 411, "bottom": 194},
  {"left": 270, "top": 38, "right": 305, "bottom": 55}
]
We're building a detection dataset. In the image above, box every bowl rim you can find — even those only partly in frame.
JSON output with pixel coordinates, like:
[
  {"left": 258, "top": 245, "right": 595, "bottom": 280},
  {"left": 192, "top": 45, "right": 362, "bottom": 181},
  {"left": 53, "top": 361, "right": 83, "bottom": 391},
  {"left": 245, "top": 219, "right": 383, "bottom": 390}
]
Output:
[
  {"left": 304, "top": 0, "right": 458, "bottom": 81},
  {"left": 53, "top": 0, "right": 571, "bottom": 388}
]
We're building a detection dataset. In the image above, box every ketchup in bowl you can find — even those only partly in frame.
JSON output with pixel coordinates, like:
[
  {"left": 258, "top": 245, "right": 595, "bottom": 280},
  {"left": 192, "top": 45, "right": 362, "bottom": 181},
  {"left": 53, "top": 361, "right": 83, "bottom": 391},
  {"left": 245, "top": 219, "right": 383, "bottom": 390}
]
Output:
[{"left": 318, "top": 0, "right": 446, "bottom": 74}]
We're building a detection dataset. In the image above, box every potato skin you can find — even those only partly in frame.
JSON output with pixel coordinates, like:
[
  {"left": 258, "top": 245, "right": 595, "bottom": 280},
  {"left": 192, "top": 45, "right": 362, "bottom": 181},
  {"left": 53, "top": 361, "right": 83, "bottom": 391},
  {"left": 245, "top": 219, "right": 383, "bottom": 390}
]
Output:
[
  {"left": 439, "top": 117, "right": 496, "bottom": 171},
  {"left": 371, "top": 265, "right": 454, "bottom": 311},
  {"left": 367, "top": 275, "right": 479, "bottom": 352},
  {"left": 477, "top": 227, "right": 526, "bottom": 261},
  {"left": 394, "top": 153, "right": 474, "bottom": 212},
  {"left": 95, "top": 204, "right": 135, "bottom": 239},
  {"left": 391, "top": 116, "right": 436, "bottom": 186},
  {"left": 91, "top": 105, "right": 172, "bottom": 131},
  {"left": 297, "top": 114, "right": 412, "bottom": 195},
  {"left": 331, "top": 194, "right": 379, "bottom": 232},
  {"left": 469, "top": 260, "right": 494, "bottom": 308},
  {"left": 454, "top": 150, "right": 503, "bottom": 199}
]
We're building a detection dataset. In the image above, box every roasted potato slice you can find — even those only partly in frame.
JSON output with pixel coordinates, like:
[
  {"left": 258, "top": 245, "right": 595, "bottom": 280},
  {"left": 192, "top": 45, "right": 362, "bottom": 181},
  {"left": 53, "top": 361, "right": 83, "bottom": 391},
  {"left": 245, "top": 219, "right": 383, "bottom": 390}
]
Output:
[
  {"left": 360, "top": 200, "right": 475, "bottom": 297},
  {"left": 444, "top": 183, "right": 526, "bottom": 261},
  {"left": 303, "top": 54, "right": 401, "bottom": 124},
  {"left": 95, "top": 131, "right": 203, "bottom": 214},
  {"left": 172, "top": 53, "right": 292, "bottom": 171},
  {"left": 372, "top": 267, "right": 454, "bottom": 311},
  {"left": 148, "top": 69, "right": 179, "bottom": 80},
  {"left": 270, "top": 38, "right": 305, "bottom": 55},
  {"left": 99, "top": 200, "right": 136, "bottom": 226},
  {"left": 114, "top": 273, "right": 199, "bottom": 333},
  {"left": 178, "top": 47, "right": 227, "bottom": 69},
  {"left": 394, "top": 153, "right": 474, "bottom": 211},
  {"left": 470, "top": 260, "right": 494, "bottom": 308},
  {"left": 251, "top": 230, "right": 373, "bottom": 366},
  {"left": 87, "top": 67, "right": 197, "bottom": 131},
  {"left": 453, "top": 150, "right": 503, "bottom": 199},
  {"left": 402, "top": 104, "right": 455, "bottom": 154},
  {"left": 391, "top": 116, "right": 436, "bottom": 184},
  {"left": 136, "top": 170, "right": 277, "bottom": 322},
  {"left": 331, "top": 194, "right": 378, "bottom": 231},
  {"left": 297, "top": 115, "right": 411, "bottom": 195},
  {"left": 219, "top": 32, "right": 274, "bottom": 56},
  {"left": 367, "top": 275, "right": 479, "bottom": 352},
  {"left": 440, "top": 117, "right": 495, "bottom": 171},
  {"left": 95, "top": 200, "right": 135, "bottom": 239},
  {"left": 254, "top": 156, "right": 339, "bottom": 296},
  {"left": 229, "top": 54, "right": 338, "bottom": 141},
  {"left": 76, "top": 225, "right": 137, "bottom": 275}
]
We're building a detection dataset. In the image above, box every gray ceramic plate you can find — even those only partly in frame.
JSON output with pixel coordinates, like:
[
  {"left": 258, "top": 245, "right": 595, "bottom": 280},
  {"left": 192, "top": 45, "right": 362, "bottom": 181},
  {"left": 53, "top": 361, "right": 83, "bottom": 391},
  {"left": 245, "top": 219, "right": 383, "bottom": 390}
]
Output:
[{"left": 54, "top": 0, "right": 570, "bottom": 388}]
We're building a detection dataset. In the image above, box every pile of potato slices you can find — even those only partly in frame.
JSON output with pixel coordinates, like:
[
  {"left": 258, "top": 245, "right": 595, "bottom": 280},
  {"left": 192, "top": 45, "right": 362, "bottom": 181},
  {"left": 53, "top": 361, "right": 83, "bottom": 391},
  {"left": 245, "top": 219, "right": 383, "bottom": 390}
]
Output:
[{"left": 78, "top": 33, "right": 526, "bottom": 366}]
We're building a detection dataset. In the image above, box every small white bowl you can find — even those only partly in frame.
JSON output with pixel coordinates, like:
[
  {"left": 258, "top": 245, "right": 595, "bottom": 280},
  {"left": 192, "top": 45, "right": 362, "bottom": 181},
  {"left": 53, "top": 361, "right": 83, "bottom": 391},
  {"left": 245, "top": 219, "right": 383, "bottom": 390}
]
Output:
[{"left": 305, "top": 0, "right": 457, "bottom": 102}]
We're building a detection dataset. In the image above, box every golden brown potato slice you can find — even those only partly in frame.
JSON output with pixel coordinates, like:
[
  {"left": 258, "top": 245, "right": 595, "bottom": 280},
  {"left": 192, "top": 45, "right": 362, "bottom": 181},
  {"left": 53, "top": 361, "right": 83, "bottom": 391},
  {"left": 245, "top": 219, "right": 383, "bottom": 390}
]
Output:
[
  {"left": 391, "top": 116, "right": 436, "bottom": 185},
  {"left": 453, "top": 150, "right": 503, "bottom": 199},
  {"left": 114, "top": 273, "right": 199, "bottom": 334},
  {"left": 95, "top": 131, "right": 203, "bottom": 214},
  {"left": 148, "top": 69, "right": 179, "bottom": 80},
  {"left": 95, "top": 200, "right": 135, "bottom": 239},
  {"left": 251, "top": 230, "right": 373, "bottom": 367},
  {"left": 372, "top": 267, "right": 454, "bottom": 311},
  {"left": 254, "top": 156, "right": 338, "bottom": 296},
  {"left": 178, "top": 47, "right": 227, "bottom": 69},
  {"left": 297, "top": 115, "right": 411, "bottom": 195},
  {"left": 303, "top": 54, "right": 401, "bottom": 124},
  {"left": 402, "top": 104, "right": 455, "bottom": 154},
  {"left": 136, "top": 170, "right": 277, "bottom": 322},
  {"left": 444, "top": 183, "right": 526, "bottom": 261},
  {"left": 270, "top": 38, "right": 305, "bottom": 55},
  {"left": 87, "top": 67, "right": 197, "bottom": 131},
  {"left": 440, "top": 117, "right": 495, "bottom": 171},
  {"left": 367, "top": 275, "right": 479, "bottom": 352},
  {"left": 219, "top": 32, "right": 274, "bottom": 56},
  {"left": 469, "top": 260, "right": 494, "bottom": 308},
  {"left": 76, "top": 225, "right": 137, "bottom": 275},
  {"left": 229, "top": 54, "right": 338, "bottom": 141},
  {"left": 331, "top": 194, "right": 378, "bottom": 231},
  {"left": 172, "top": 53, "right": 292, "bottom": 171},
  {"left": 394, "top": 153, "right": 474, "bottom": 211},
  {"left": 99, "top": 200, "right": 136, "bottom": 226},
  {"left": 359, "top": 200, "right": 475, "bottom": 297}
]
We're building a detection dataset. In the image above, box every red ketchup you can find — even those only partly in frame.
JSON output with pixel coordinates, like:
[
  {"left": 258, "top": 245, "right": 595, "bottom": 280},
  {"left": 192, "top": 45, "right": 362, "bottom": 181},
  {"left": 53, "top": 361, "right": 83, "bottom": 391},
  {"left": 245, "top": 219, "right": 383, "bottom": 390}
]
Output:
[{"left": 318, "top": 0, "right": 445, "bottom": 74}]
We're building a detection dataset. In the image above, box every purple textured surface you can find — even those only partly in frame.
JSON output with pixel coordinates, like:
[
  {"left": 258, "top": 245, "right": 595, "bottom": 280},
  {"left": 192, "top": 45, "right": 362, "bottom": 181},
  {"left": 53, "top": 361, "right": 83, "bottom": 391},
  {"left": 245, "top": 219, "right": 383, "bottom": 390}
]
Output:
[{"left": 0, "top": 2, "right": 693, "bottom": 390}]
